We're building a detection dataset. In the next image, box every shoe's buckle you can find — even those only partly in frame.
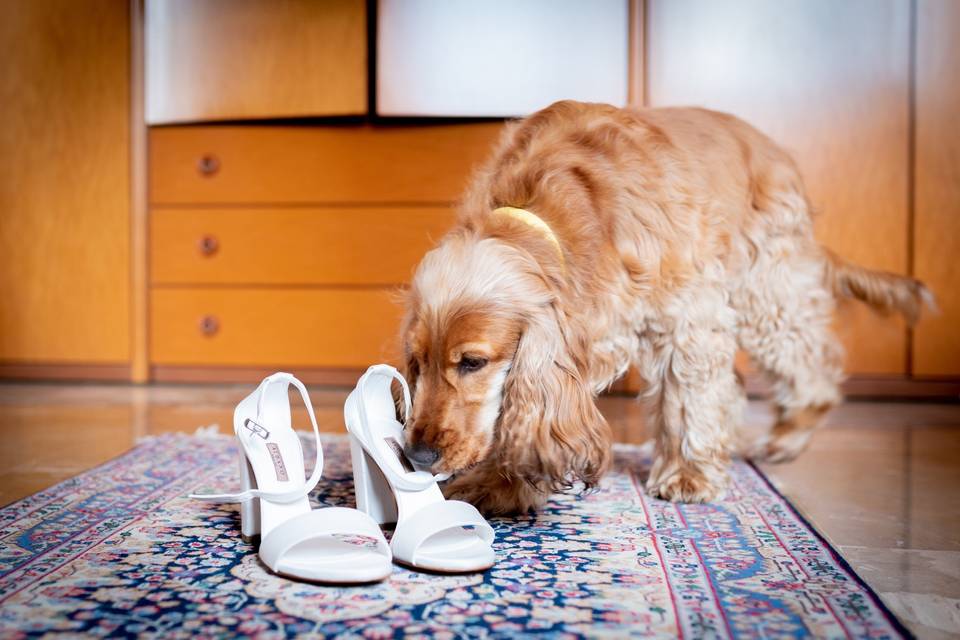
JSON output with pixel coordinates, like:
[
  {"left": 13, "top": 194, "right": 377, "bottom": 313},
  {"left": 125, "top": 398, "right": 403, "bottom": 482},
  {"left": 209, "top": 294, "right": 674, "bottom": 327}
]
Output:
[{"left": 244, "top": 419, "right": 270, "bottom": 440}]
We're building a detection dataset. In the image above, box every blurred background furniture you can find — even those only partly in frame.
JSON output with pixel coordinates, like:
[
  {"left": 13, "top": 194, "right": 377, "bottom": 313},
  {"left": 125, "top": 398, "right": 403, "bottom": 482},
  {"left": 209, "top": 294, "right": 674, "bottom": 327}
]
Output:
[{"left": 0, "top": 0, "right": 956, "bottom": 395}]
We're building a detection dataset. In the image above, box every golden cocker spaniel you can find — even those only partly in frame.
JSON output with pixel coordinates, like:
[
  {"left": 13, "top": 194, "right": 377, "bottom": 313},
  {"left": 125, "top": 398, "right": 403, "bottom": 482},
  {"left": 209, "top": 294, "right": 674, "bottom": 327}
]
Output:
[{"left": 399, "top": 100, "right": 931, "bottom": 514}]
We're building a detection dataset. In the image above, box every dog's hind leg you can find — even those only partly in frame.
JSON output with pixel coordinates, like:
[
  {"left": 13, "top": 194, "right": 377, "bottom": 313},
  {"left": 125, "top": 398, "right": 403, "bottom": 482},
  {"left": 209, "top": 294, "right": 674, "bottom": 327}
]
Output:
[{"left": 734, "top": 241, "right": 844, "bottom": 463}]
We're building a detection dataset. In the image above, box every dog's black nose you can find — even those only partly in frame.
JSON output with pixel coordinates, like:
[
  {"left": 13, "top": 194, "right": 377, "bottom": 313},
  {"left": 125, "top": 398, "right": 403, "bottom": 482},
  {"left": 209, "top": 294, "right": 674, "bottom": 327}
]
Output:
[{"left": 404, "top": 441, "right": 439, "bottom": 466}]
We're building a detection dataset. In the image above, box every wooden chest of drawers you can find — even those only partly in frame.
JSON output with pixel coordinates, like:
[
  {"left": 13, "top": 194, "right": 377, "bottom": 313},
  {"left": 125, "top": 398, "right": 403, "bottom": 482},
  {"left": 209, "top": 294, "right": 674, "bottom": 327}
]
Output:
[{"left": 148, "top": 123, "right": 503, "bottom": 380}]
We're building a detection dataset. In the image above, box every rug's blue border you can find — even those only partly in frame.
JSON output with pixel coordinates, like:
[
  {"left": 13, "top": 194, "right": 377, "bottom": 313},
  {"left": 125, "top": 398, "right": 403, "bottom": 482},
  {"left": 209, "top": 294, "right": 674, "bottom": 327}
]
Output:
[{"left": 747, "top": 460, "right": 916, "bottom": 640}]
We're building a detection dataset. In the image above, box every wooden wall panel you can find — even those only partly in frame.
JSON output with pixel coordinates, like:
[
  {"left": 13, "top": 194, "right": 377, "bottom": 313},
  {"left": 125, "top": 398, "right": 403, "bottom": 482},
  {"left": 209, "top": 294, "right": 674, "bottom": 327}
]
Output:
[
  {"left": 145, "top": 0, "right": 367, "bottom": 124},
  {"left": 646, "top": 0, "right": 911, "bottom": 375},
  {"left": 150, "top": 288, "right": 403, "bottom": 368},
  {"left": 0, "top": 0, "right": 131, "bottom": 364},
  {"left": 151, "top": 207, "right": 455, "bottom": 286},
  {"left": 130, "top": 0, "right": 149, "bottom": 382},
  {"left": 149, "top": 124, "right": 504, "bottom": 205},
  {"left": 913, "top": 0, "right": 960, "bottom": 377}
]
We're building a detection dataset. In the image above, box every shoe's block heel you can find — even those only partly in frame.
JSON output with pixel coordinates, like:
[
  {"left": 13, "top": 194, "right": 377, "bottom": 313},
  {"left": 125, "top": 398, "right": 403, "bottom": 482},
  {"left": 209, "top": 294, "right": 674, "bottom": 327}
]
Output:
[
  {"left": 349, "top": 433, "right": 398, "bottom": 526},
  {"left": 238, "top": 452, "right": 261, "bottom": 545}
]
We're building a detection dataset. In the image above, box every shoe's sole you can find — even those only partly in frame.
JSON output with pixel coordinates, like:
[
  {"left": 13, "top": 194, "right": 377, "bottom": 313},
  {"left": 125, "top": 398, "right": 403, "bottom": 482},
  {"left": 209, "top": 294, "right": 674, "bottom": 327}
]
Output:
[
  {"left": 391, "top": 556, "right": 495, "bottom": 575},
  {"left": 273, "top": 568, "right": 392, "bottom": 585}
]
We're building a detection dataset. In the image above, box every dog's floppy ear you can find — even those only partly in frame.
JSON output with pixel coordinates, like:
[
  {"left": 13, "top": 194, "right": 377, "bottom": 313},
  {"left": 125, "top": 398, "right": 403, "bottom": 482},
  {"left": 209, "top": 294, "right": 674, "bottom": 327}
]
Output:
[
  {"left": 395, "top": 290, "right": 422, "bottom": 415},
  {"left": 497, "top": 303, "right": 611, "bottom": 494}
]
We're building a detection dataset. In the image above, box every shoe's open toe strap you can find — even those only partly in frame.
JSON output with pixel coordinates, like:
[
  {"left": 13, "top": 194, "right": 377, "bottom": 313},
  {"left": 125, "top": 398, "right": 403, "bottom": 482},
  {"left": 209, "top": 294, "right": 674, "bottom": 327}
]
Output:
[
  {"left": 259, "top": 507, "right": 390, "bottom": 571},
  {"left": 390, "top": 501, "right": 495, "bottom": 565}
]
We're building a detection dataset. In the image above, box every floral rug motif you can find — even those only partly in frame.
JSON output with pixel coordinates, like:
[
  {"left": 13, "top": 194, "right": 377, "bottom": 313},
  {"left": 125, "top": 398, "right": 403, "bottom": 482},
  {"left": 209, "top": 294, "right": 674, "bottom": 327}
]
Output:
[{"left": 0, "top": 434, "right": 910, "bottom": 639}]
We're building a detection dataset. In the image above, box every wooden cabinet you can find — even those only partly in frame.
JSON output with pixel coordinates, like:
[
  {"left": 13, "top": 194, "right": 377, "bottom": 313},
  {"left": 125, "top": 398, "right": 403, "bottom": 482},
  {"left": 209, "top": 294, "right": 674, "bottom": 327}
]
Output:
[
  {"left": 913, "top": 0, "right": 960, "bottom": 377},
  {"left": 0, "top": 0, "right": 131, "bottom": 372},
  {"left": 145, "top": 0, "right": 367, "bottom": 124},
  {"left": 646, "top": 0, "right": 912, "bottom": 376},
  {"left": 147, "top": 124, "right": 503, "bottom": 380}
]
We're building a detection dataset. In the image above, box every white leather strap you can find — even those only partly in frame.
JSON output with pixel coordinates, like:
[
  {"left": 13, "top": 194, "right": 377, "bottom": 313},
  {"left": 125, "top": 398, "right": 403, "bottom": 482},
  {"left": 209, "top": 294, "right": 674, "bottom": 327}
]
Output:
[
  {"left": 190, "top": 372, "right": 324, "bottom": 504},
  {"left": 389, "top": 500, "right": 494, "bottom": 566},
  {"left": 259, "top": 507, "right": 390, "bottom": 572},
  {"left": 348, "top": 365, "right": 448, "bottom": 491},
  {"left": 357, "top": 364, "right": 411, "bottom": 431}
]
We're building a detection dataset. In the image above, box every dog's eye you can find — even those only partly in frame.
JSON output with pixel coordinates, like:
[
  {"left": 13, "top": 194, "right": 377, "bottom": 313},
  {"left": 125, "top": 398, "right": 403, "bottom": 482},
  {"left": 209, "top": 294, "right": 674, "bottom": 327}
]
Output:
[{"left": 458, "top": 356, "right": 488, "bottom": 373}]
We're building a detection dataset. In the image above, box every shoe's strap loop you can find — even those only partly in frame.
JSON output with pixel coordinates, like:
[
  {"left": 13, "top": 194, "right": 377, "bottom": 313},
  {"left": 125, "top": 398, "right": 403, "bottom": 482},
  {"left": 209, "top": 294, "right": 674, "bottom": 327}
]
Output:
[
  {"left": 353, "top": 364, "right": 448, "bottom": 491},
  {"left": 190, "top": 372, "right": 324, "bottom": 504},
  {"left": 356, "top": 364, "right": 411, "bottom": 435}
]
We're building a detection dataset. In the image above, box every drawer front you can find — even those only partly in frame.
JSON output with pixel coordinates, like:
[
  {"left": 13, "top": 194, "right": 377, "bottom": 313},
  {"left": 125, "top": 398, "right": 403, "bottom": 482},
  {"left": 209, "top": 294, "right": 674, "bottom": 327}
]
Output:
[
  {"left": 150, "top": 288, "right": 403, "bottom": 367},
  {"left": 151, "top": 207, "right": 452, "bottom": 285},
  {"left": 149, "top": 123, "right": 503, "bottom": 205}
]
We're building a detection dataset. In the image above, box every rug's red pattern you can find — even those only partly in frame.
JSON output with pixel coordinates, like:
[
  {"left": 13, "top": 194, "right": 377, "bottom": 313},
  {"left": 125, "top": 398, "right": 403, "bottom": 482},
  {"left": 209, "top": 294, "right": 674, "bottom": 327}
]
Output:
[{"left": 0, "top": 434, "right": 910, "bottom": 638}]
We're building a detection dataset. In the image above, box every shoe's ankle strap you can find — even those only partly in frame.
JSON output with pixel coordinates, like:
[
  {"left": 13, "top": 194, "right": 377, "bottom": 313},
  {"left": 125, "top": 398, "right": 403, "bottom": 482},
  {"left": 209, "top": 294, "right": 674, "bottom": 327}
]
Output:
[
  {"left": 357, "top": 364, "right": 411, "bottom": 430},
  {"left": 190, "top": 372, "right": 324, "bottom": 504},
  {"left": 352, "top": 365, "right": 449, "bottom": 491}
]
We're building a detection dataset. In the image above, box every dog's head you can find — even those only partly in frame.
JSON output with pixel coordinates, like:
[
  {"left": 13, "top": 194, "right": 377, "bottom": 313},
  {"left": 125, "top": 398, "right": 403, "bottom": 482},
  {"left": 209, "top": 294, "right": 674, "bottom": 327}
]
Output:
[{"left": 400, "top": 232, "right": 610, "bottom": 493}]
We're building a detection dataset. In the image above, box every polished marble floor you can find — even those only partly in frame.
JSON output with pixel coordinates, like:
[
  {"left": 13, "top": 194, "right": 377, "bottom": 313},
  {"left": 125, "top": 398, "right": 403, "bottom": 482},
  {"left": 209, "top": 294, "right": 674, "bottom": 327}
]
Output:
[{"left": 0, "top": 382, "right": 957, "bottom": 638}]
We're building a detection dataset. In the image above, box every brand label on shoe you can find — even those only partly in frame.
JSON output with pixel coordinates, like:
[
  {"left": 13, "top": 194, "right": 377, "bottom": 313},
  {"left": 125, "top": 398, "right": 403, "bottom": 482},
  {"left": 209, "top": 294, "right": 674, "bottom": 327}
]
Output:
[
  {"left": 266, "top": 443, "right": 289, "bottom": 481},
  {"left": 385, "top": 437, "right": 416, "bottom": 473}
]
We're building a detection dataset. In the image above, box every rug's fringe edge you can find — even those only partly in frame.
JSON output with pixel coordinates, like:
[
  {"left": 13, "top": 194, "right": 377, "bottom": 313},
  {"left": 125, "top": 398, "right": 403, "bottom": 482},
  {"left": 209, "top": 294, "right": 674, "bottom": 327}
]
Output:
[
  {"left": 134, "top": 425, "right": 229, "bottom": 445},
  {"left": 192, "top": 424, "right": 225, "bottom": 439},
  {"left": 133, "top": 429, "right": 361, "bottom": 446}
]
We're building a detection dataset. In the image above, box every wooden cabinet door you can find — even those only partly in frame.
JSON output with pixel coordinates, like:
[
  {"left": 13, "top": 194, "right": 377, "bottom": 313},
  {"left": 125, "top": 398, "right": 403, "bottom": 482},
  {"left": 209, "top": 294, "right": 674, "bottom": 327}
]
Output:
[
  {"left": 0, "top": 0, "right": 131, "bottom": 366},
  {"left": 913, "top": 0, "right": 960, "bottom": 377},
  {"left": 376, "top": 0, "right": 629, "bottom": 117},
  {"left": 646, "top": 0, "right": 911, "bottom": 375},
  {"left": 145, "top": 0, "right": 367, "bottom": 124}
]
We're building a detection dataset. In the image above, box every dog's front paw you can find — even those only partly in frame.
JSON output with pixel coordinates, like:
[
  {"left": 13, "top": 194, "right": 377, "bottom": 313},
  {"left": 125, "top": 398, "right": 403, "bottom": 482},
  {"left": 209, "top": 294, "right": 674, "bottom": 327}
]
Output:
[
  {"left": 442, "top": 471, "right": 545, "bottom": 516},
  {"left": 441, "top": 474, "right": 487, "bottom": 505},
  {"left": 645, "top": 463, "right": 726, "bottom": 503}
]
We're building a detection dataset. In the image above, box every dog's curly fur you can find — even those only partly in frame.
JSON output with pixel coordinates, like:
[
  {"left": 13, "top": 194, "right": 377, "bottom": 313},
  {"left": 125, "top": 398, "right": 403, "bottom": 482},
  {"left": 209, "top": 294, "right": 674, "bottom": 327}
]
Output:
[{"left": 400, "top": 101, "right": 932, "bottom": 514}]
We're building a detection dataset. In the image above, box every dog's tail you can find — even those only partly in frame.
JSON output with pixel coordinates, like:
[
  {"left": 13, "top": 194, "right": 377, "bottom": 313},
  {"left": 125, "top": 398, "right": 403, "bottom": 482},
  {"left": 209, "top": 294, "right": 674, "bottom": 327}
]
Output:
[{"left": 824, "top": 249, "right": 936, "bottom": 325}]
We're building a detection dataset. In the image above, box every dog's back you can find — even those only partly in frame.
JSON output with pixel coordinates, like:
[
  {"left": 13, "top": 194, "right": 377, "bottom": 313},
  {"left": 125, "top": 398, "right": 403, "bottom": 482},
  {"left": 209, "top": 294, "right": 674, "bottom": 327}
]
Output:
[
  {"left": 461, "top": 100, "right": 929, "bottom": 319},
  {"left": 459, "top": 102, "right": 808, "bottom": 289}
]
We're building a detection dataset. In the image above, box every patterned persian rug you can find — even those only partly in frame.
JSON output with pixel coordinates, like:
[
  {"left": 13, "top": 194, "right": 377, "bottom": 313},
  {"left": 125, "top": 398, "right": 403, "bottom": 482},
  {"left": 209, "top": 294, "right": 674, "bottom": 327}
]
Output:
[{"left": 0, "top": 433, "right": 910, "bottom": 639}]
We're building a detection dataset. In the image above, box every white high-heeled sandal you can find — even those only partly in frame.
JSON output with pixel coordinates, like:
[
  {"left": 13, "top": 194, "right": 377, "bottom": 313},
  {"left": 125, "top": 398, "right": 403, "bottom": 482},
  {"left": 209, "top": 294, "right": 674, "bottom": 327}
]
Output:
[
  {"left": 344, "top": 364, "right": 495, "bottom": 573},
  {"left": 191, "top": 372, "right": 392, "bottom": 583}
]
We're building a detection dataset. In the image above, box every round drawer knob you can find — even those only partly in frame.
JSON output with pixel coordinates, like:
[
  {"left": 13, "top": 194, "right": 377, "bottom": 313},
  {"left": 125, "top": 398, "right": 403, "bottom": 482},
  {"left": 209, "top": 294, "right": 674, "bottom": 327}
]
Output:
[
  {"left": 198, "top": 315, "right": 220, "bottom": 336},
  {"left": 197, "top": 153, "right": 220, "bottom": 177},
  {"left": 197, "top": 234, "right": 219, "bottom": 256}
]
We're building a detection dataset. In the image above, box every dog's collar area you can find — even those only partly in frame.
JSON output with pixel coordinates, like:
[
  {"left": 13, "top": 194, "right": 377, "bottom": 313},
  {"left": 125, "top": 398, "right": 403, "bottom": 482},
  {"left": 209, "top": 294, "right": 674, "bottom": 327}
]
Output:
[{"left": 491, "top": 206, "right": 565, "bottom": 267}]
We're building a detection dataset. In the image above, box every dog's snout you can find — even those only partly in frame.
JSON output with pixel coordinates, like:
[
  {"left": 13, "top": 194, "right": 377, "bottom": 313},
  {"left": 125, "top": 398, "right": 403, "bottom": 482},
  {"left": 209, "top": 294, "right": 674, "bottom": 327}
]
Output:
[{"left": 404, "top": 441, "right": 440, "bottom": 466}]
